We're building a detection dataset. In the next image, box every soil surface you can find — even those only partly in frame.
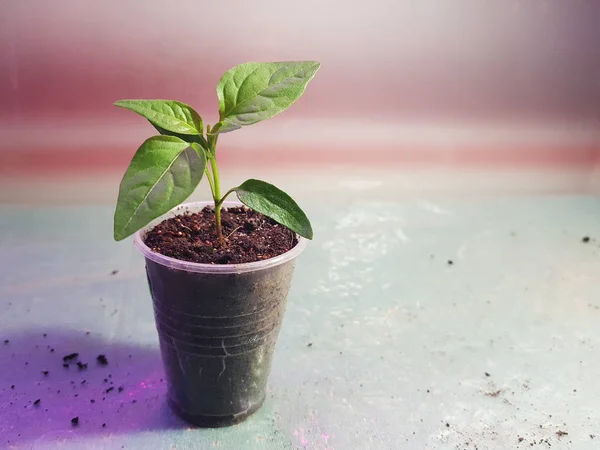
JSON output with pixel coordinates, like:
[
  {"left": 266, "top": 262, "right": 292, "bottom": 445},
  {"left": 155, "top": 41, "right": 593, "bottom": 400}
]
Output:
[{"left": 143, "top": 206, "right": 298, "bottom": 264}]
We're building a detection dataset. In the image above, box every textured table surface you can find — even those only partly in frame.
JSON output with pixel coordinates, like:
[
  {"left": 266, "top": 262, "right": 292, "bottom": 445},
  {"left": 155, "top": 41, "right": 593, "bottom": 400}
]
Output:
[{"left": 1, "top": 192, "right": 599, "bottom": 450}]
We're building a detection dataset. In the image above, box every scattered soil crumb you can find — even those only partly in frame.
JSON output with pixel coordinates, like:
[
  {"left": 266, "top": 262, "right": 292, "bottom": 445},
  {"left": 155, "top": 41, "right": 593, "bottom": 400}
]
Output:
[
  {"left": 486, "top": 389, "right": 502, "bottom": 397},
  {"left": 111, "top": 270, "right": 119, "bottom": 275},
  {"left": 63, "top": 353, "right": 78, "bottom": 362},
  {"left": 582, "top": 236, "right": 590, "bottom": 243},
  {"left": 71, "top": 417, "right": 79, "bottom": 426},
  {"left": 307, "top": 343, "right": 313, "bottom": 348},
  {"left": 556, "top": 430, "right": 568, "bottom": 438},
  {"left": 97, "top": 354, "right": 108, "bottom": 365},
  {"left": 485, "top": 372, "right": 491, "bottom": 377},
  {"left": 447, "top": 260, "right": 454, "bottom": 265},
  {"left": 33, "top": 399, "right": 40, "bottom": 406},
  {"left": 76, "top": 362, "right": 88, "bottom": 370}
]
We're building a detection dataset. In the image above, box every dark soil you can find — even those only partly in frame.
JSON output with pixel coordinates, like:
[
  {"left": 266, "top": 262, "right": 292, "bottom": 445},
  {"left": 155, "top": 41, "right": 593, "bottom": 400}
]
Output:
[
  {"left": 143, "top": 206, "right": 298, "bottom": 264},
  {"left": 96, "top": 354, "right": 108, "bottom": 365}
]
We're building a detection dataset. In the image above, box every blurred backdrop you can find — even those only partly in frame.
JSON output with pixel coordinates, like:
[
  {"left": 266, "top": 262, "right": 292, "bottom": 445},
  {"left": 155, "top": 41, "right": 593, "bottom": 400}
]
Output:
[{"left": 1, "top": 0, "right": 599, "bottom": 203}]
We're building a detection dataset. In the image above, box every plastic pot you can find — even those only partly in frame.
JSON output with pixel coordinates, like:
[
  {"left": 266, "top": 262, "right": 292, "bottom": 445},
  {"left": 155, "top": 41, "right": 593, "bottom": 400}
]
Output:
[{"left": 133, "top": 201, "right": 308, "bottom": 427}]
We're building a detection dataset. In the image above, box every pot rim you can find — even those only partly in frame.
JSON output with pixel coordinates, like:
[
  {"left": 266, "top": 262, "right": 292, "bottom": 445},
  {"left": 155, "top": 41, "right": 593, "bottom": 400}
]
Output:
[{"left": 133, "top": 200, "right": 309, "bottom": 274}]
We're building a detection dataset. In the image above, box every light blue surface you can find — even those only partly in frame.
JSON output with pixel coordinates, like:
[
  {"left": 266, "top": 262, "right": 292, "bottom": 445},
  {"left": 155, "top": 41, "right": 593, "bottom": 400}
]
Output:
[{"left": 1, "top": 195, "right": 599, "bottom": 449}]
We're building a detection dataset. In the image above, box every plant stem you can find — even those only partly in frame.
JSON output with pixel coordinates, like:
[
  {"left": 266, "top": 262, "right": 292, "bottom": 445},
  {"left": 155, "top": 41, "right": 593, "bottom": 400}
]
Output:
[
  {"left": 215, "top": 187, "right": 236, "bottom": 209},
  {"left": 204, "top": 166, "right": 216, "bottom": 198},
  {"left": 209, "top": 154, "right": 223, "bottom": 244},
  {"left": 207, "top": 123, "right": 224, "bottom": 244}
]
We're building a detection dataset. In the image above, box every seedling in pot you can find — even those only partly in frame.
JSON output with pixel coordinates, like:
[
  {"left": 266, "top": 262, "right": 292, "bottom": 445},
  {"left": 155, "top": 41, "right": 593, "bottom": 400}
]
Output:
[{"left": 113, "top": 61, "right": 319, "bottom": 247}]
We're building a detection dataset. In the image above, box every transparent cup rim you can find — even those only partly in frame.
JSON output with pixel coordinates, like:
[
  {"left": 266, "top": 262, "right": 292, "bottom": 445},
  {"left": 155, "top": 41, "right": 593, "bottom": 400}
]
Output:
[{"left": 133, "top": 201, "right": 309, "bottom": 274}]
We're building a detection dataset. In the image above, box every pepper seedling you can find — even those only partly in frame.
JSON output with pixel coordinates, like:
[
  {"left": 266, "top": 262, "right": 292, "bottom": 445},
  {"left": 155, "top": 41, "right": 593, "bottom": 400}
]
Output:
[{"left": 113, "top": 61, "right": 320, "bottom": 244}]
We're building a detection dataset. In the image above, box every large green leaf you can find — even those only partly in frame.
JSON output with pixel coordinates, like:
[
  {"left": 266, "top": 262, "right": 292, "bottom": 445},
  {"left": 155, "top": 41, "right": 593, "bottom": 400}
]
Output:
[
  {"left": 114, "top": 135, "right": 206, "bottom": 241},
  {"left": 216, "top": 61, "right": 320, "bottom": 133},
  {"left": 114, "top": 99, "right": 203, "bottom": 135},
  {"left": 234, "top": 179, "right": 313, "bottom": 239}
]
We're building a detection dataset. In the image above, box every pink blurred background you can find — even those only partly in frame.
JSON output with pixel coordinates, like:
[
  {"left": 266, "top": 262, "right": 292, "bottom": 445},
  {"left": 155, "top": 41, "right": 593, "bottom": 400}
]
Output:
[{"left": 1, "top": 0, "right": 599, "bottom": 201}]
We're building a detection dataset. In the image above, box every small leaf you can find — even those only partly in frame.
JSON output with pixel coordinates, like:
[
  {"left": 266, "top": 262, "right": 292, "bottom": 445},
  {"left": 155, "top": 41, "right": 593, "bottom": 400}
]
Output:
[
  {"left": 216, "top": 61, "right": 320, "bottom": 132},
  {"left": 113, "top": 136, "right": 206, "bottom": 241},
  {"left": 234, "top": 179, "right": 313, "bottom": 239},
  {"left": 114, "top": 99, "right": 203, "bottom": 135}
]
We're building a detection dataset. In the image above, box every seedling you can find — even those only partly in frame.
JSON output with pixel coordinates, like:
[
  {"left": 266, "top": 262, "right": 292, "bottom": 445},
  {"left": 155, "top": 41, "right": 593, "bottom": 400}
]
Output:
[{"left": 113, "top": 61, "right": 320, "bottom": 244}]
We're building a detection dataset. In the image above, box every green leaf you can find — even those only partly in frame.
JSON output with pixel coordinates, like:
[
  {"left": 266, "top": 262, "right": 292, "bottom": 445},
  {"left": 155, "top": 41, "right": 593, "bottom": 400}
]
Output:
[
  {"left": 216, "top": 61, "right": 320, "bottom": 132},
  {"left": 151, "top": 122, "right": 209, "bottom": 150},
  {"left": 114, "top": 99, "right": 203, "bottom": 135},
  {"left": 213, "top": 121, "right": 241, "bottom": 134},
  {"left": 234, "top": 179, "right": 313, "bottom": 239},
  {"left": 113, "top": 135, "right": 206, "bottom": 241}
]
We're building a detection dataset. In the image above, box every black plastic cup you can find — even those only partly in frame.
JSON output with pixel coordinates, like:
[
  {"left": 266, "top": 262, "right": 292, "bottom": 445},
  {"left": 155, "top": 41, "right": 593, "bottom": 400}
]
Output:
[{"left": 134, "top": 201, "right": 308, "bottom": 427}]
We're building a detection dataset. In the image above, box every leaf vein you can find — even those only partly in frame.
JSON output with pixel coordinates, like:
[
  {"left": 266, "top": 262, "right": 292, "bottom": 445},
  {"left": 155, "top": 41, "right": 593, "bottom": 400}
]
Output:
[{"left": 118, "top": 146, "right": 188, "bottom": 235}]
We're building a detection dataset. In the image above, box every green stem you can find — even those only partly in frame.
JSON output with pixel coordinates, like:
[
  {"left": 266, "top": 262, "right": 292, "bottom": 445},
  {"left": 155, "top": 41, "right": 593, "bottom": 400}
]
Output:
[
  {"left": 209, "top": 155, "right": 223, "bottom": 244},
  {"left": 207, "top": 123, "right": 225, "bottom": 244},
  {"left": 204, "top": 166, "right": 216, "bottom": 198},
  {"left": 215, "top": 187, "right": 237, "bottom": 209}
]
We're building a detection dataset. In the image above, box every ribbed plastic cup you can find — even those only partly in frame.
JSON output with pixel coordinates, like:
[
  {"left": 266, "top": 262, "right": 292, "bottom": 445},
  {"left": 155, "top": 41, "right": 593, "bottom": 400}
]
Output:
[{"left": 134, "top": 201, "right": 308, "bottom": 427}]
